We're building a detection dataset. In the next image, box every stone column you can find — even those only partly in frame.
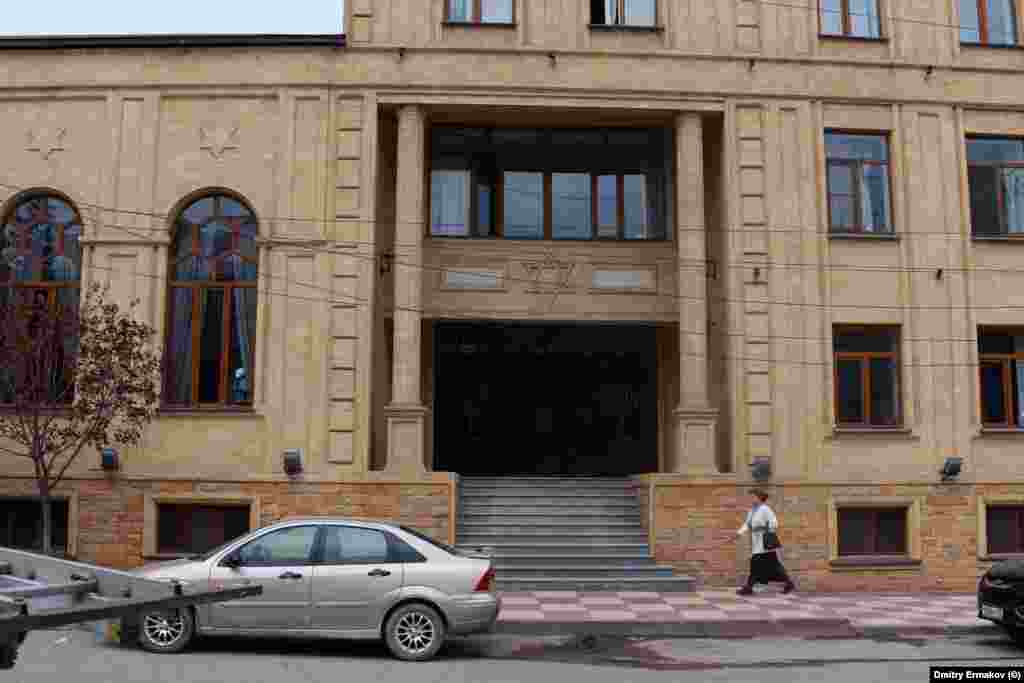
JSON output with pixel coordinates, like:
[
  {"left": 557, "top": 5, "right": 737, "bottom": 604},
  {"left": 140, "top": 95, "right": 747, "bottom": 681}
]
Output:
[
  {"left": 385, "top": 104, "right": 429, "bottom": 475},
  {"left": 673, "top": 112, "right": 719, "bottom": 476}
]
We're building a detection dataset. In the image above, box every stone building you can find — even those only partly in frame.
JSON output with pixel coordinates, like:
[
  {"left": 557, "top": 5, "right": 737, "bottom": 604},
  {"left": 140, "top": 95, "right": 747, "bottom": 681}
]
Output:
[{"left": 1, "top": 0, "right": 1024, "bottom": 591}]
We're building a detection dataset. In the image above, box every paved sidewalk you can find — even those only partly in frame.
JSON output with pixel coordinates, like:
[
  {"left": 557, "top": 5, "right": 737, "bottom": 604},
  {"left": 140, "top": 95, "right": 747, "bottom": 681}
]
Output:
[{"left": 494, "top": 589, "right": 996, "bottom": 638}]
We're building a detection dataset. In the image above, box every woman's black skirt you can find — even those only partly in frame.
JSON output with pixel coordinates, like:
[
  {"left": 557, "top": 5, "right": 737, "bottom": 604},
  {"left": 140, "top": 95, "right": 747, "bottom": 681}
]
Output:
[{"left": 748, "top": 551, "right": 790, "bottom": 584}]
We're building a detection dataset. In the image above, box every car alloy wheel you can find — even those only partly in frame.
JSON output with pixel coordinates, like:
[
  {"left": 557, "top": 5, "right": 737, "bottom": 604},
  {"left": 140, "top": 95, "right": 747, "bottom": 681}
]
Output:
[
  {"left": 384, "top": 604, "right": 446, "bottom": 661},
  {"left": 138, "top": 608, "right": 194, "bottom": 654}
]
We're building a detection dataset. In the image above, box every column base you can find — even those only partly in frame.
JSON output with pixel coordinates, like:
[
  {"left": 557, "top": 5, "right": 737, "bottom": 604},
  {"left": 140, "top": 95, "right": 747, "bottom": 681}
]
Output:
[
  {"left": 384, "top": 403, "right": 430, "bottom": 476},
  {"left": 673, "top": 407, "right": 719, "bottom": 476}
]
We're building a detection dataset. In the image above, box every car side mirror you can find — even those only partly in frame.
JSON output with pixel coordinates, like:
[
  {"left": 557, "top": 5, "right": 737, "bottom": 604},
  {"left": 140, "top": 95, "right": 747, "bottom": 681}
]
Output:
[{"left": 221, "top": 553, "right": 241, "bottom": 568}]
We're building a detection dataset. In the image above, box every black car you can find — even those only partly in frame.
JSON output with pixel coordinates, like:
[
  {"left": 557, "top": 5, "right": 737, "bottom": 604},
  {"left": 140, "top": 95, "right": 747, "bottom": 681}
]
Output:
[{"left": 978, "top": 559, "right": 1024, "bottom": 643}]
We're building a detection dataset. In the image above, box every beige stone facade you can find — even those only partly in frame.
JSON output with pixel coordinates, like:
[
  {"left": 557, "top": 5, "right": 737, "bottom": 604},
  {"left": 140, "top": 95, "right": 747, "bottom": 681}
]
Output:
[{"left": 0, "top": 0, "right": 1023, "bottom": 587}]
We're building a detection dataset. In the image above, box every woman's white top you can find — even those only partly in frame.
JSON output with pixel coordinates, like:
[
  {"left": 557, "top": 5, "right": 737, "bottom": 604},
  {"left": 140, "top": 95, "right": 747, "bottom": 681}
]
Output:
[{"left": 737, "top": 503, "right": 778, "bottom": 556}]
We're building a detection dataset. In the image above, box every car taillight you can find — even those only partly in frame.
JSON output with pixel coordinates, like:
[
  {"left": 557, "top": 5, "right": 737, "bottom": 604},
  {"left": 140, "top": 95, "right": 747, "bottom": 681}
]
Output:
[{"left": 474, "top": 567, "right": 495, "bottom": 592}]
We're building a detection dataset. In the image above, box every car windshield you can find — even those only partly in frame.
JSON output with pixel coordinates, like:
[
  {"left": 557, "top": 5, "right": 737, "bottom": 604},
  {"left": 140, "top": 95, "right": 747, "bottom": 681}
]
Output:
[
  {"left": 399, "top": 525, "right": 457, "bottom": 555},
  {"left": 194, "top": 535, "right": 246, "bottom": 562}
]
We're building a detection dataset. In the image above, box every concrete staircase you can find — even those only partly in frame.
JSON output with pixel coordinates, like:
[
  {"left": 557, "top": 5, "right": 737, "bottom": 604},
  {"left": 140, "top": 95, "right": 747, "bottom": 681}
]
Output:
[{"left": 455, "top": 476, "right": 696, "bottom": 592}]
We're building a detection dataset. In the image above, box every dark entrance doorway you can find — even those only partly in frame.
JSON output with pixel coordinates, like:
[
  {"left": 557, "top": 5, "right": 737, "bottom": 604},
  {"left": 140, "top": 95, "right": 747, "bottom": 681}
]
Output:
[{"left": 433, "top": 322, "right": 658, "bottom": 475}]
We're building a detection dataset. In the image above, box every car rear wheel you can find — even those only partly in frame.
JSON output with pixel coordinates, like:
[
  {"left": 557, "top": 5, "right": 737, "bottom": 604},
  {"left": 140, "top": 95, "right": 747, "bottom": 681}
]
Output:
[
  {"left": 384, "top": 603, "right": 446, "bottom": 662},
  {"left": 137, "top": 608, "right": 194, "bottom": 654}
]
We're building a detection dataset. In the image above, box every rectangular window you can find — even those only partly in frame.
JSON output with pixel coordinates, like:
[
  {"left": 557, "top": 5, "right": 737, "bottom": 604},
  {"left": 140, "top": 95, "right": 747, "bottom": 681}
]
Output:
[
  {"left": 838, "top": 507, "right": 908, "bottom": 556},
  {"left": 960, "top": 0, "right": 1018, "bottom": 45},
  {"left": 833, "top": 326, "right": 901, "bottom": 427},
  {"left": 429, "top": 127, "right": 668, "bottom": 241},
  {"left": 156, "top": 503, "right": 250, "bottom": 556},
  {"left": 967, "top": 137, "right": 1024, "bottom": 236},
  {"left": 820, "top": 0, "right": 882, "bottom": 38},
  {"left": 0, "top": 498, "right": 69, "bottom": 554},
  {"left": 825, "top": 132, "right": 891, "bottom": 234},
  {"left": 447, "top": 0, "right": 513, "bottom": 23},
  {"left": 987, "top": 505, "right": 1024, "bottom": 554},
  {"left": 979, "top": 329, "right": 1024, "bottom": 428},
  {"left": 590, "top": 0, "right": 656, "bottom": 27}
]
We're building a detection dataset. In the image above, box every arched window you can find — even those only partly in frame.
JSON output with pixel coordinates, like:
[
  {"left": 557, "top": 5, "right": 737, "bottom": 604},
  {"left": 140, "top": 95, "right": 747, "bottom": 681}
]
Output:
[
  {"left": 0, "top": 193, "right": 83, "bottom": 403},
  {"left": 165, "top": 193, "right": 258, "bottom": 407}
]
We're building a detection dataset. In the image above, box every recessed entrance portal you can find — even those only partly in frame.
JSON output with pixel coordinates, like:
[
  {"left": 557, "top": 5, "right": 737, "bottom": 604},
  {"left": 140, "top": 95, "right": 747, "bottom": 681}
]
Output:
[{"left": 432, "top": 322, "right": 659, "bottom": 476}]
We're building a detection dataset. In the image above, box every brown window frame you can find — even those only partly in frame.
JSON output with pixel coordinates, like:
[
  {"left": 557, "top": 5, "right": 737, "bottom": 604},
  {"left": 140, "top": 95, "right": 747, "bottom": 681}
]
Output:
[
  {"left": 155, "top": 502, "right": 252, "bottom": 557},
  {"left": 164, "top": 193, "right": 259, "bottom": 409},
  {"left": 833, "top": 325, "right": 902, "bottom": 428},
  {"left": 825, "top": 131, "right": 893, "bottom": 235},
  {"left": 818, "top": 0, "right": 883, "bottom": 38},
  {"left": 590, "top": 0, "right": 658, "bottom": 27},
  {"left": 837, "top": 507, "right": 908, "bottom": 557},
  {"left": 0, "top": 497, "right": 70, "bottom": 554},
  {"left": 961, "top": 0, "right": 1019, "bottom": 45},
  {"left": 986, "top": 504, "right": 1024, "bottom": 555},
  {"left": 978, "top": 327, "right": 1024, "bottom": 428},
  {"left": 446, "top": 0, "right": 515, "bottom": 24},
  {"left": 967, "top": 137, "right": 1024, "bottom": 237}
]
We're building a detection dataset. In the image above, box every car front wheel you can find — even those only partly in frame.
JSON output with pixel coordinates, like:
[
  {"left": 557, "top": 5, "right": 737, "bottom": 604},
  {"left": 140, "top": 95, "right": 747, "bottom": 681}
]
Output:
[
  {"left": 383, "top": 603, "right": 446, "bottom": 661},
  {"left": 137, "top": 608, "right": 195, "bottom": 654}
]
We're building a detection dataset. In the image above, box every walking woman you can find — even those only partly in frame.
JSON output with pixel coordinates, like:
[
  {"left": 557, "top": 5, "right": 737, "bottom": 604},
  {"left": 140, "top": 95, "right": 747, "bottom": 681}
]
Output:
[{"left": 734, "top": 488, "right": 796, "bottom": 595}]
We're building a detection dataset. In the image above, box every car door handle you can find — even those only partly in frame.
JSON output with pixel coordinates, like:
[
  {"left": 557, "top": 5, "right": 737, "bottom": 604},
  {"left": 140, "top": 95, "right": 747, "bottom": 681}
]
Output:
[
  {"left": 368, "top": 569, "right": 391, "bottom": 577},
  {"left": 278, "top": 571, "right": 303, "bottom": 580}
]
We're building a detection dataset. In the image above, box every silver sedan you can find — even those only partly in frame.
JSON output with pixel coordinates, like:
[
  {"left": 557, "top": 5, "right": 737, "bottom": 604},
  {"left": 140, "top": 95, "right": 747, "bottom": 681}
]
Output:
[{"left": 123, "top": 518, "right": 500, "bottom": 661}]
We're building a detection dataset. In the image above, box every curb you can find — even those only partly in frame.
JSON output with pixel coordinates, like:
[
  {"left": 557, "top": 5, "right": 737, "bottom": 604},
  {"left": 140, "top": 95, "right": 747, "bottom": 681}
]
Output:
[{"left": 494, "top": 619, "right": 1002, "bottom": 639}]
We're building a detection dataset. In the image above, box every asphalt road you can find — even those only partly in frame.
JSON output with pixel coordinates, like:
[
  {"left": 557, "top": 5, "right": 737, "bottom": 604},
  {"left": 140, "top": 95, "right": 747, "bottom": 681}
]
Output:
[{"left": 8, "top": 627, "right": 1024, "bottom": 683}]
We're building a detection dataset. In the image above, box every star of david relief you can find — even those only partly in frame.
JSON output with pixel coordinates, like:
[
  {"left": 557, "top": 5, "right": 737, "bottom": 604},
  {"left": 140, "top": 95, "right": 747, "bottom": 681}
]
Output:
[
  {"left": 199, "top": 124, "right": 241, "bottom": 159},
  {"left": 522, "top": 258, "right": 575, "bottom": 293},
  {"left": 25, "top": 127, "right": 67, "bottom": 160}
]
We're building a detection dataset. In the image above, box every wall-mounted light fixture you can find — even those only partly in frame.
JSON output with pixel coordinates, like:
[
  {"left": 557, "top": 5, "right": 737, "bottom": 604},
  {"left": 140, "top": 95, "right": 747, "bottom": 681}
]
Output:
[
  {"left": 941, "top": 456, "right": 963, "bottom": 481},
  {"left": 750, "top": 456, "right": 771, "bottom": 481},
  {"left": 100, "top": 447, "right": 119, "bottom": 471},
  {"left": 548, "top": 52, "right": 557, "bottom": 68},
  {"left": 283, "top": 449, "right": 303, "bottom": 476}
]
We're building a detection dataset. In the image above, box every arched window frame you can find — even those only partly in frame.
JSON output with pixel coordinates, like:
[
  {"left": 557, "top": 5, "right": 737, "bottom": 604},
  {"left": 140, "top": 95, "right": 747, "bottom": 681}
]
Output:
[
  {"left": 0, "top": 191, "right": 83, "bottom": 405},
  {"left": 163, "top": 191, "right": 259, "bottom": 409}
]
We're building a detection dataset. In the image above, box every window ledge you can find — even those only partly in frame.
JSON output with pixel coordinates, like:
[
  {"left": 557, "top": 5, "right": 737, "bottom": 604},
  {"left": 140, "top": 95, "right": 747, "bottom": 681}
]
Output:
[
  {"left": 441, "top": 20, "right": 517, "bottom": 28},
  {"left": 158, "top": 406, "right": 262, "bottom": 418},
  {"left": 978, "top": 428, "right": 1024, "bottom": 438},
  {"left": 830, "top": 556, "right": 921, "bottom": 569},
  {"left": 588, "top": 24, "right": 664, "bottom": 33},
  {"left": 828, "top": 232, "right": 899, "bottom": 241},
  {"left": 828, "top": 427, "right": 918, "bottom": 441},
  {"left": 960, "top": 41, "right": 1022, "bottom": 50},
  {"left": 972, "top": 235, "right": 1024, "bottom": 242},
  {"left": 819, "top": 34, "right": 888, "bottom": 44},
  {"left": 981, "top": 553, "right": 1024, "bottom": 562}
]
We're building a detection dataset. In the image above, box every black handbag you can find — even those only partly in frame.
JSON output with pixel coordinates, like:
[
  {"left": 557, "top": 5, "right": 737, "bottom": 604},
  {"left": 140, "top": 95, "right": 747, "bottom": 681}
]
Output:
[{"left": 763, "top": 530, "right": 781, "bottom": 550}]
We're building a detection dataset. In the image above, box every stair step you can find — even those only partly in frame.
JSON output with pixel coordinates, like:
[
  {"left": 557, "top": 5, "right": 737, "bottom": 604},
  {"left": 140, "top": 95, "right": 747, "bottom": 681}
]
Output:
[
  {"left": 490, "top": 554, "right": 657, "bottom": 564},
  {"left": 456, "top": 544, "right": 651, "bottom": 554},
  {"left": 461, "top": 476, "right": 631, "bottom": 483},
  {"left": 461, "top": 481, "right": 632, "bottom": 491},
  {"left": 460, "top": 513, "right": 642, "bottom": 523},
  {"left": 495, "top": 576, "right": 697, "bottom": 593},
  {"left": 460, "top": 492, "right": 637, "bottom": 502},
  {"left": 460, "top": 519, "right": 642, "bottom": 527},
  {"left": 495, "top": 565, "right": 673, "bottom": 577}
]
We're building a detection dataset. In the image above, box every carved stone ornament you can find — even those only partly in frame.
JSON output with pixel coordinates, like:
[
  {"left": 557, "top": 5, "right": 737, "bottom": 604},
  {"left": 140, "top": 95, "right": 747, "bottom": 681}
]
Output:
[
  {"left": 25, "top": 127, "right": 67, "bottom": 160},
  {"left": 199, "top": 124, "right": 240, "bottom": 159}
]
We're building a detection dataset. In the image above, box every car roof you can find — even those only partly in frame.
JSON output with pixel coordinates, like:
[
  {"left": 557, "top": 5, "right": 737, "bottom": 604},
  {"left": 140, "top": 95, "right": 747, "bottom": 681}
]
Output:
[{"left": 267, "top": 516, "right": 401, "bottom": 532}]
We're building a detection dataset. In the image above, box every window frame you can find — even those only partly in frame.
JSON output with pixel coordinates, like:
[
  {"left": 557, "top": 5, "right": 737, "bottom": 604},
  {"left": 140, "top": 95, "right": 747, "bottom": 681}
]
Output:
[
  {"left": 232, "top": 523, "right": 320, "bottom": 567},
  {"left": 833, "top": 325, "right": 902, "bottom": 428},
  {"left": 966, "top": 136, "right": 1024, "bottom": 238},
  {"left": 316, "top": 524, "right": 426, "bottom": 565},
  {"left": 836, "top": 506, "right": 909, "bottom": 557},
  {"left": 818, "top": 0, "right": 884, "bottom": 39},
  {"left": 445, "top": 0, "right": 516, "bottom": 24},
  {"left": 589, "top": 0, "right": 658, "bottom": 28},
  {"left": 164, "top": 192, "right": 259, "bottom": 410},
  {"left": 0, "top": 496, "right": 71, "bottom": 555},
  {"left": 961, "top": 0, "right": 1019, "bottom": 45},
  {"left": 824, "top": 130, "right": 893, "bottom": 235},
  {"left": 985, "top": 504, "right": 1024, "bottom": 555},
  {"left": 154, "top": 501, "right": 252, "bottom": 557},
  {"left": 977, "top": 327, "right": 1024, "bottom": 428}
]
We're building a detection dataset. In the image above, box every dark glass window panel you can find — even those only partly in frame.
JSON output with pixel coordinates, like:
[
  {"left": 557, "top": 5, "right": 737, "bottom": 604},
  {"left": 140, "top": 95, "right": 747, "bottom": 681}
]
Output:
[
  {"left": 828, "top": 162, "right": 854, "bottom": 194},
  {"left": 157, "top": 504, "right": 250, "bottom": 556},
  {"left": 1002, "top": 168, "right": 1024, "bottom": 234},
  {"left": 981, "top": 361, "right": 1009, "bottom": 424},
  {"left": 238, "top": 525, "right": 318, "bottom": 565},
  {"left": 980, "top": 331, "right": 1015, "bottom": 355},
  {"left": 492, "top": 129, "right": 540, "bottom": 145},
  {"left": 987, "top": 506, "right": 1022, "bottom": 554},
  {"left": 322, "top": 526, "right": 390, "bottom": 564},
  {"left": 552, "top": 173, "right": 592, "bottom": 240},
  {"left": 836, "top": 359, "right": 865, "bottom": 423},
  {"left": 387, "top": 534, "right": 426, "bottom": 562},
  {"left": 551, "top": 130, "right": 604, "bottom": 146},
  {"left": 0, "top": 499, "right": 69, "bottom": 553},
  {"left": 165, "top": 288, "right": 194, "bottom": 404},
  {"left": 829, "top": 196, "right": 854, "bottom": 230},
  {"left": 448, "top": 0, "right": 471, "bottom": 21},
  {"left": 623, "top": 174, "right": 650, "bottom": 239},
  {"left": 838, "top": 509, "right": 873, "bottom": 555},
  {"left": 849, "top": 0, "right": 881, "bottom": 37},
  {"left": 597, "top": 175, "right": 618, "bottom": 238},
  {"left": 969, "top": 165, "right": 1002, "bottom": 236},
  {"left": 227, "top": 288, "right": 257, "bottom": 405},
  {"left": 967, "top": 138, "right": 1024, "bottom": 164},
  {"left": 861, "top": 164, "right": 891, "bottom": 232},
  {"left": 869, "top": 357, "right": 899, "bottom": 425},
  {"left": 430, "top": 170, "right": 471, "bottom": 237},
  {"left": 624, "top": 0, "right": 655, "bottom": 26},
  {"left": 199, "top": 221, "right": 232, "bottom": 264},
  {"left": 987, "top": 0, "right": 1018, "bottom": 45},
  {"left": 481, "top": 0, "right": 513, "bottom": 22},
  {"left": 197, "top": 289, "right": 225, "bottom": 403},
  {"left": 834, "top": 328, "right": 897, "bottom": 353},
  {"left": 821, "top": 0, "right": 843, "bottom": 33},
  {"left": 591, "top": 0, "right": 609, "bottom": 24},
  {"left": 503, "top": 172, "right": 544, "bottom": 239},
  {"left": 960, "top": 0, "right": 982, "bottom": 41},
  {"left": 875, "top": 508, "right": 908, "bottom": 554},
  {"left": 825, "top": 133, "right": 888, "bottom": 162},
  {"left": 182, "top": 197, "right": 215, "bottom": 225},
  {"left": 477, "top": 180, "right": 494, "bottom": 237}
]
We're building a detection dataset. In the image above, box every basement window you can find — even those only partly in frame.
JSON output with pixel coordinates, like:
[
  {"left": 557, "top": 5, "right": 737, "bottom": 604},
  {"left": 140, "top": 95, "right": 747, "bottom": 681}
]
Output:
[
  {"left": 156, "top": 503, "right": 251, "bottom": 557},
  {"left": 987, "top": 505, "right": 1024, "bottom": 554},
  {"left": 0, "top": 497, "right": 68, "bottom": 554},
  {"left": 837, "top": 507, "right": 908, "bottom": 557}
]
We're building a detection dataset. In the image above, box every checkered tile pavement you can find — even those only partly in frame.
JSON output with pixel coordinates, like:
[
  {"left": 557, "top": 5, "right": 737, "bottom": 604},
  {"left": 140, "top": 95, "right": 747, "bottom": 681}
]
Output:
[{"left": 495, "top": 590, "right": 985, "bottom": 628}]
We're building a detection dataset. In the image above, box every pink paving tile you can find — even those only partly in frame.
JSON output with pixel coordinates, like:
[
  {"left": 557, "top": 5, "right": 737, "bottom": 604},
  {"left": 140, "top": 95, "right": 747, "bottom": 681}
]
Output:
[
  {"left": 770, "top": 612, "right": 828, "bottom": 620},
  {"left": 579, "top": 597, "right": 627, "bottom": 606},
  {"left": 940, "top": 617, "right": 988, "bottom": 626},
  {"left": 663, "top": 596, "right": 712, "bottom": 606},
  {"left": 533, "top": 591, "right": 579, "bottom": 599},
  {"left": 677, "top": 610, "right": 730, "bottom": 620},
  {"left": 851, "top": 618, "right": 912, "bottom": 627},
  {"left": 541, "top": 603, "right": 591, "bottom": 612},
  {"left": 634, "top": 612, "right": 689, "bottom": 623},
  {"left": 498, "top": 610, "right": 547, "bottom": 621},
  {"left": 629, "top": 603, "right": 677, "bottom": 613},
  {"left": 717, "top": 602, "right": 768, "bottom": 611},
  {"left": 616, "top": 591, "right": 664, "bottom": 601},
  {"left": 500, "top": 597, "right": 542, "bottom": 606},
  {"left": 586, "top": 610, "right": 639, "bottom": 621}
]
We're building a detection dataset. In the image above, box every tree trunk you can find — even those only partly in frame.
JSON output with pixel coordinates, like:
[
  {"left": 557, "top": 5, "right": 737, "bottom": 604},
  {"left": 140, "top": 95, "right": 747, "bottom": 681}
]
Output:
[{"left": 38, "top": 480, "right": 52, "bottom": 556}]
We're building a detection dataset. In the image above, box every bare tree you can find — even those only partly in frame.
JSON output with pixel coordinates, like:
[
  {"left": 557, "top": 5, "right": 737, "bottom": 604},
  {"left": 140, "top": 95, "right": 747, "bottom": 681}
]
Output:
[{"left": 0, "top": 282, "right": 161, "bottom": 555}]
